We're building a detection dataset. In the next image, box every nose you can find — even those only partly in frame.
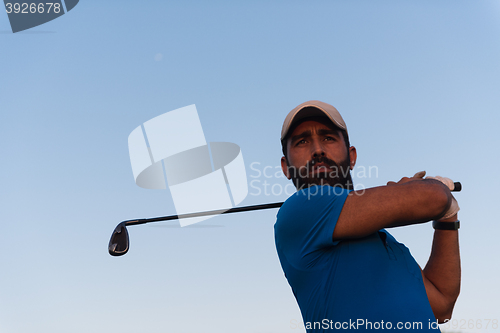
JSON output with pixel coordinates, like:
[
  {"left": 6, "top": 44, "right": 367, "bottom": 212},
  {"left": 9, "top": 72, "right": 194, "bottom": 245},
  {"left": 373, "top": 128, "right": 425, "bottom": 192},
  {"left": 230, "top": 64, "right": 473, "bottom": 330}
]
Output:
[{"left": 311, "top": 139, "right": 326, "bottom": 158}]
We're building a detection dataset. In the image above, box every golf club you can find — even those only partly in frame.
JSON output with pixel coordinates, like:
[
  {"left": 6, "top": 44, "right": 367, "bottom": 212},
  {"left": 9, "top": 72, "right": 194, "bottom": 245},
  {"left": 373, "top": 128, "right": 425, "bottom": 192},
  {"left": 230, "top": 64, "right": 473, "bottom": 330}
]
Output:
[{"left": 108, "top": 182, "right": 462, "bottom": 256}]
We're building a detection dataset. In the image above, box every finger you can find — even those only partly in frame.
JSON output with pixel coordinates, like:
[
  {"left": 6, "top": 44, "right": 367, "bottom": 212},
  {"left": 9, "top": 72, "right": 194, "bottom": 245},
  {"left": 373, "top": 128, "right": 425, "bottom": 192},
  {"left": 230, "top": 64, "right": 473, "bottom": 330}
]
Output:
[
  {"left": 398, "top": 177, "right": 410, "bottom": 184},
  {"left": 413, "top": 171, "right": 426, "bottom": 178},
  {"left": 387, "top": 181, "right": 397, "bottom": 186},
  {"left": 438, "top": 213, "right": 458, "bottom": 222},
  {"left": 425, "top": 176, "right": 454, "bottom": 191}
]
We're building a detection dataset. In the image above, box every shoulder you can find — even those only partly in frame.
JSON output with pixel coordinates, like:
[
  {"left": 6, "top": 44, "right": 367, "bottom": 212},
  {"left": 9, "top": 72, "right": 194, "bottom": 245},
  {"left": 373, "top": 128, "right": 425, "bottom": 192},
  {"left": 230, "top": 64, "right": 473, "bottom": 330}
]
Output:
[
  {"left": 278, "top": 185, "right": 350, "bottom": 214},
  {"left": 274, "top": 185, "right": 351, "bottom": 261},
  {"left": 275, "top": 185, "right": 350, "bottom": 232}
]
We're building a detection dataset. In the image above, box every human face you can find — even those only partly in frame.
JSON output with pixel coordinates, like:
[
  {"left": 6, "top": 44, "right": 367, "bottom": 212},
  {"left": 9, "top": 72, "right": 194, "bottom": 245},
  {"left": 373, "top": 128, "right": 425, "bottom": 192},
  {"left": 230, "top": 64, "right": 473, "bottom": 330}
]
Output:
[{"left": 281, "top": 117, "right": 357, "bottom": 190}]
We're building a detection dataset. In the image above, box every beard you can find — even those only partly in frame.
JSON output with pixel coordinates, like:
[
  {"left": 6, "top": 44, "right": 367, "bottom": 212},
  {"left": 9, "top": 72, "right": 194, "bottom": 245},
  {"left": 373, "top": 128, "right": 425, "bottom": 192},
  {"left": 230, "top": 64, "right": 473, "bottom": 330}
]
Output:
[{"left": 287, "top": 155, "right": 354, "bottom": 191}]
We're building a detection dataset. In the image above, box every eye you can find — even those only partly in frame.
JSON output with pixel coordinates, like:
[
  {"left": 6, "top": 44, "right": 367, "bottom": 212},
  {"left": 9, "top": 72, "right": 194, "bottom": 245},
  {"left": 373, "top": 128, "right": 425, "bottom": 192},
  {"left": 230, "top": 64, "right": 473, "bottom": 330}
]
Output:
[
  {"left": 325, "top": 136, "right": 335, "bottom": 141},
  {"left": 296, "top": 139, "right": 307, "bottom": 146}
]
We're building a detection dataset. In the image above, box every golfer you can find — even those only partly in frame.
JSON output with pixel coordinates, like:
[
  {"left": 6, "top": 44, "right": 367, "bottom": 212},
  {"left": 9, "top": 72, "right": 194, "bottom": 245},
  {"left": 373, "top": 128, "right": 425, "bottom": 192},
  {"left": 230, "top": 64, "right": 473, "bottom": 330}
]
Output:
[{"left": 275, "top": 101, "right": 460, "bottom": 332}]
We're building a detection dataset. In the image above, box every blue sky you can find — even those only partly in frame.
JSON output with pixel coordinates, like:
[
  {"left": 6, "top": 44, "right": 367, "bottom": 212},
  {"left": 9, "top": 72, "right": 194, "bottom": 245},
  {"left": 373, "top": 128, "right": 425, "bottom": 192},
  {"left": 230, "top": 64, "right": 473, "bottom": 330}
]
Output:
[{"left": 1, "top": 1, "right": 499, "bottom": 332}]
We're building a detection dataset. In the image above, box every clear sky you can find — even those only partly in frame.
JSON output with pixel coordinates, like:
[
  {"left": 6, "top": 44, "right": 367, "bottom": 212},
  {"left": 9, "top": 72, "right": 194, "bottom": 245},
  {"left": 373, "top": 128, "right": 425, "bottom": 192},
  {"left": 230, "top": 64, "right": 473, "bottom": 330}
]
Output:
[{"left": 1, "top": 1, "right": 499, "bottom": 332}]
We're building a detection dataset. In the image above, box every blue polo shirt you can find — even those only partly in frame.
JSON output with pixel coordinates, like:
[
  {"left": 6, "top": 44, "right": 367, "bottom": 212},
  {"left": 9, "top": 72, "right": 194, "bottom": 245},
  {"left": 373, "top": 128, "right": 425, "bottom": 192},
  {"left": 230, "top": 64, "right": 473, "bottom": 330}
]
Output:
[{"left": 274, "top": 185, "right": 440, "bottom": 332}]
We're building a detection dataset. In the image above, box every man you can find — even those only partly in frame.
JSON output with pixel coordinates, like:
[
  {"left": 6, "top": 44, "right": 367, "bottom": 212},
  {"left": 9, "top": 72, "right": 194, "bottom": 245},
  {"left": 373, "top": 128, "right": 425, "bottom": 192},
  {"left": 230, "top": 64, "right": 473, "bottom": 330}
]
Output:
[{"left": 274, "top": 100, "right": 460, "bottom": 332}]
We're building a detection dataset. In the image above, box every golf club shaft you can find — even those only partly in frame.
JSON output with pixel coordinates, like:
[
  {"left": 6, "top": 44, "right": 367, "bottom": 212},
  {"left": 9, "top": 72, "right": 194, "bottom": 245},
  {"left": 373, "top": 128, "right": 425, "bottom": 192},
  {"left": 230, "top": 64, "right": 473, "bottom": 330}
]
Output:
[
  {"left": 123, "top": 182, "right": 461, "bottom": 227},
  {"left": 124, "top": 202, "right": 284, "bottom": 227}
]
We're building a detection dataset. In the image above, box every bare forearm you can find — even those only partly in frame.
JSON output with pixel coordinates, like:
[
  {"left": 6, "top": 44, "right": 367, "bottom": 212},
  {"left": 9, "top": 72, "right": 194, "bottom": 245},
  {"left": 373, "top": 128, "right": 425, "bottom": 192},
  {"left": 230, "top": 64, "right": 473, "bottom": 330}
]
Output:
[
  {"left": 334, "top": 179, "right": 451, "bottom": 240},
  {"left": 423, "top": 217, "right": 461, "bottom": 320}
]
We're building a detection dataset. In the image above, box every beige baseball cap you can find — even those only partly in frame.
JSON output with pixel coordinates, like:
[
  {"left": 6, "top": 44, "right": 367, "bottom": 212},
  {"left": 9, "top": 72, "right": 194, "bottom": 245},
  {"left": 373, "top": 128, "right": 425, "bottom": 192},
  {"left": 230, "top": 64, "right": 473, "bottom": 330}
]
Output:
[{"left": 280, "top": 100, "right": 347, "bottom": 141}]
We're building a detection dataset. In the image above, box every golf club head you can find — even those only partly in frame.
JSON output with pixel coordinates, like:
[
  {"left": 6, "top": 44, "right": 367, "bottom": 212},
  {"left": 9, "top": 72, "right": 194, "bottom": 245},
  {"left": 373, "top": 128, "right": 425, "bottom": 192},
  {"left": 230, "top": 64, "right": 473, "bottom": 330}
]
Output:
[{"left": 108, "top": 222, "right": 130, "bottom": 256}]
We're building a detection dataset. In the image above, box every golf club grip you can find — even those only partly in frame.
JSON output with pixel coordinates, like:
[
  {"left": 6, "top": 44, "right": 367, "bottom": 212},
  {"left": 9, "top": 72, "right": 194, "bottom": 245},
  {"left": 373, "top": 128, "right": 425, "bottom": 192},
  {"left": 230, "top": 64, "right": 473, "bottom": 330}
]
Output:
[{"left": 452, "top": 182, "right": 461, "bottom": 192}]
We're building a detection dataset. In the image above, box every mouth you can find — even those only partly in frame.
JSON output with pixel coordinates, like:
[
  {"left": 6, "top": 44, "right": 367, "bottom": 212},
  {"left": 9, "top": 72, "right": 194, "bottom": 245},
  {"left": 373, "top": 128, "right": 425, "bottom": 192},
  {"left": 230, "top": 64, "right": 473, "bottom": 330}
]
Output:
[{"left": 310, "top": 163, "right": 331, "bottom": 174}]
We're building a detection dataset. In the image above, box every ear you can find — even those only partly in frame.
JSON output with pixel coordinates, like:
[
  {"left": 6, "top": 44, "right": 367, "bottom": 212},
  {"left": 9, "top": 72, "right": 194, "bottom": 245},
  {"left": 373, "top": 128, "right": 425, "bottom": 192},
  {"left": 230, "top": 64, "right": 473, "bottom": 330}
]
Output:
[
  {"left": 348, "top": 146, "right": 357, "bottom": 170},
  {"left": 281, "top": 156, "right": 291, "bottom": 180}
]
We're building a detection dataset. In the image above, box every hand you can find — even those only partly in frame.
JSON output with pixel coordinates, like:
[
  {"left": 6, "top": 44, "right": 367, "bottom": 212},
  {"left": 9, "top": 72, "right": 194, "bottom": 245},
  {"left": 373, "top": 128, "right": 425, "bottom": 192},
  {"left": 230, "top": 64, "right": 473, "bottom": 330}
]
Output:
[
  {"left": 425, "top": 175, "right": 460, "bottom": 220},
  {"left": 386, "top": 171, "right": 460, "bottom": 220},
  {"left": 387, "top": 171, "right": 427, "bottom": 186}
]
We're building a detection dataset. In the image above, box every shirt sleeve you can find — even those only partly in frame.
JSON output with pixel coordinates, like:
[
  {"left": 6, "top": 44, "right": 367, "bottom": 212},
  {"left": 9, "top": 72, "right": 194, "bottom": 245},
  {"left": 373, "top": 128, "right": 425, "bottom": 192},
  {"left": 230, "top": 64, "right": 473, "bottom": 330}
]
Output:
[{"left": 275, "top": 185, "right": 350, "bottom": 270}]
